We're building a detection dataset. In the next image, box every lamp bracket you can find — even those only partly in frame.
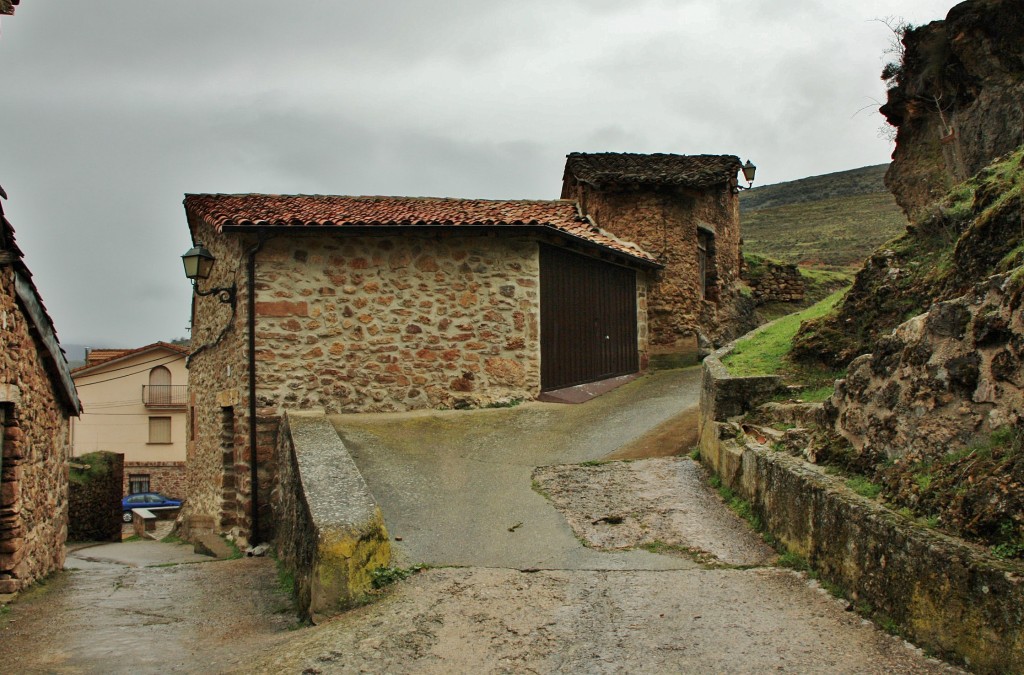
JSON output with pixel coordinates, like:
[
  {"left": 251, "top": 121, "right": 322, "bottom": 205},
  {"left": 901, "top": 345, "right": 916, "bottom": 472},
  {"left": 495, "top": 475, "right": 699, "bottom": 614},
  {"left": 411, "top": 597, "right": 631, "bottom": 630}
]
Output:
[{"left": 193, "top": 282, "right": 236, "bottom": 308}]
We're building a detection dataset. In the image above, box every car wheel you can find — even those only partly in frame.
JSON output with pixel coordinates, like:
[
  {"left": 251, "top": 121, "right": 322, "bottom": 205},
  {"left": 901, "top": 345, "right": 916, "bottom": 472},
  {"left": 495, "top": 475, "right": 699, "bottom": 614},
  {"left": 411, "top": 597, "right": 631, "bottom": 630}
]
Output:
[{"left": 123, "top": 511, "right": 133, "bottom": 523}]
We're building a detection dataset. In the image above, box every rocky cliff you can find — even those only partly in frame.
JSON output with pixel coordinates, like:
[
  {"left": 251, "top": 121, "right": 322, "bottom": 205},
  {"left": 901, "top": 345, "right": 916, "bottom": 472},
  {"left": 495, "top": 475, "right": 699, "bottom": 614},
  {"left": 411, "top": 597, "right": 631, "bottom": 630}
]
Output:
[
  {"left": 785, "top": 0, "right": 1024, "bottom": 558},
  {"left": 880, "top": 0, "right": 1024, "bottom": 220}
]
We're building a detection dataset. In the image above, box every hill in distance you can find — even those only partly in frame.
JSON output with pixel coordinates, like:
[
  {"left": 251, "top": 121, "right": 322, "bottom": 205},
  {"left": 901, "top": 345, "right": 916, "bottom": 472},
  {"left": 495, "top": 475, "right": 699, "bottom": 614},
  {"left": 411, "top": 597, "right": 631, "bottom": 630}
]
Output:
[{"left": 739, "top": 164, "right": 908, "bottom": 269}]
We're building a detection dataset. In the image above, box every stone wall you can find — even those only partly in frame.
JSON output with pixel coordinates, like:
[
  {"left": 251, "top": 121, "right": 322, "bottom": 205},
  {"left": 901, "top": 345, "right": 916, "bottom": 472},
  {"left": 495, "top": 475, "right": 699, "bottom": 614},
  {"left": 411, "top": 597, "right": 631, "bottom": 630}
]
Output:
[
  {"left": 831, "top": 272, "right": 1023, "bottom": 461},
  {"left": 183, "top": 219, "right": 252, "bottom": 543},
  {"left": 254, "top": 235, "right": 541, "bottom": 413},
  {"left": 123, "top": 461, "right": 186, "bottom": 499},
  {"left": 0, "top": 266, "right": 73, "bottom": 593},
  {"left": 743, "top": 259, "right": 805, "bottom": 305},
  {"left": 563, "top": 181, "right": 741, "bottom": 348},
  {"left": 699, "top": 340, "right": 1024, "bottom": 672},
  {"left": 273, "top": 411, "right": 390, "bottom": 622},
  {"left": 699, "top": 342, "right": 783, "bottom": 423},
  {"left": 69, "top": 451, "right": 123, "bottom": 542}
]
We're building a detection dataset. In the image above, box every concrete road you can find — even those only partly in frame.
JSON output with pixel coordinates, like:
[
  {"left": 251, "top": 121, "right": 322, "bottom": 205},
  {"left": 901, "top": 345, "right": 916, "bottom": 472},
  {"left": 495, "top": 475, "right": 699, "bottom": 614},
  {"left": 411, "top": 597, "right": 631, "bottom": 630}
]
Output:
[
  {"left": 330, "top": 368, "right": 705, "bottom": 570},
  {"left": 0, "top": 542, "right": 295, "bottom": 673}
]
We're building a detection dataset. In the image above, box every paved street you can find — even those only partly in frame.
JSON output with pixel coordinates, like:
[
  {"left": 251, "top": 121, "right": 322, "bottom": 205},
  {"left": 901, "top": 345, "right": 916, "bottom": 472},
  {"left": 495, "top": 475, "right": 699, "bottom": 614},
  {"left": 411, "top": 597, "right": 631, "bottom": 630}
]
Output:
[{"left": 0, "top": 368, "right": 958, "bottom": 673}]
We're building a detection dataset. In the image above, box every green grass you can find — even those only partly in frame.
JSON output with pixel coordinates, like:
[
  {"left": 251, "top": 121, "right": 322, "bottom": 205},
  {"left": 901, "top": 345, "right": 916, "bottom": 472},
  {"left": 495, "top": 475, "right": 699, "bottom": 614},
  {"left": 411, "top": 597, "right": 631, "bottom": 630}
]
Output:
[
  {"left": 68, "top": 451, "right": 116, "bottom": 486},
  {"left": 776, "top": 550, "right": 810, "bottom": 571},
  {"left": 218, "top": 536, "right": 243, "bottom": 560},
  {"left": 845, "top": 476, "right": 883, "bottom": 500},
  {"left": 712, "top": 479, "right": 764, "bottom": 533},
  {"left": 369, "top": 564, "right": 428, "bottom": 589},
  {"left": 723, "top": 289, "right": 847, "bottom": 382},
  {"left": 276, "top": 558, "right": 296, "bottom": 598}
]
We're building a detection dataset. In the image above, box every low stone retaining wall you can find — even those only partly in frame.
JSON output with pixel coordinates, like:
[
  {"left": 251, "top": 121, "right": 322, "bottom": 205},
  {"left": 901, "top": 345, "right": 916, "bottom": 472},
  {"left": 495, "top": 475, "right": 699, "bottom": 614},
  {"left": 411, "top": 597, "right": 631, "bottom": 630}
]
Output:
[
  {"left": 744, "top": 259, "right": 805, "bottom": 304},
  {"left": 273, "top": 410, "right": 391, "bottom": 623},
  {"left": 131, "top": 506, "right": 180, "bottom": 540},
  {"left": 698, "top": 345, "right": 1024, "bottom": 673}
]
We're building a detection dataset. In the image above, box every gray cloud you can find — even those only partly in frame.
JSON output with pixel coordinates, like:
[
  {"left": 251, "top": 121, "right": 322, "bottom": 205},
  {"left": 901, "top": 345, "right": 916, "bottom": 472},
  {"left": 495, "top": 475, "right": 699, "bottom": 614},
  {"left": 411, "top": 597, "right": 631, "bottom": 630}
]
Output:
[{"left": 0, "top": 0, "right": 958, "bottom": 347}]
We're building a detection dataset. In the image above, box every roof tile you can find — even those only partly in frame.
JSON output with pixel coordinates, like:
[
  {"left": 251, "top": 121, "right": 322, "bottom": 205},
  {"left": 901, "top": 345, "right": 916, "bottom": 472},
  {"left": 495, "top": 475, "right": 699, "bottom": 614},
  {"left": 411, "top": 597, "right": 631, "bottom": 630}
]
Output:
[{"left": 184, "top": 194, "right": 659, "bottom": 266}]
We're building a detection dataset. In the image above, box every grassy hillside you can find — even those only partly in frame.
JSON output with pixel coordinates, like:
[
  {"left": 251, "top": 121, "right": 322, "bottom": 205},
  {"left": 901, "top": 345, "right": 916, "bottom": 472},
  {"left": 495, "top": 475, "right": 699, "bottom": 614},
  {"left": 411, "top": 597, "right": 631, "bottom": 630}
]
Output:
[
  {"left": 793, "top": 144, "right": 1024, "bottom": 368},
  {"left": 740, "top": 164, "right": 908, "bottom": 269}
]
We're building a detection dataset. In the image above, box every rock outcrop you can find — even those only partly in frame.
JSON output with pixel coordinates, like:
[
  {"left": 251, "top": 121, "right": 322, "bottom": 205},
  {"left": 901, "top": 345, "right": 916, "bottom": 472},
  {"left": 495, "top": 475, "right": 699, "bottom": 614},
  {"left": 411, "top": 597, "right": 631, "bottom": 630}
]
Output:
[
  {"left": 830, "top": 272, "right": 1023, "bottom": 461},
  {"left": 881, "top": 0, "right": 1024, "bottom": 220}
]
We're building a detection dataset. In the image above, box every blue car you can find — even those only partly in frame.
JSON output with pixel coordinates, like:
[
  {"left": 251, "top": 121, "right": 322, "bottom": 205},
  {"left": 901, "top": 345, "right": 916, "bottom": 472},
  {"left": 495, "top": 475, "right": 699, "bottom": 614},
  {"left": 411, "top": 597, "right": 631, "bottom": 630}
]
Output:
[{"left": 122, "top": 492, "right": 182, "bottom": 522}]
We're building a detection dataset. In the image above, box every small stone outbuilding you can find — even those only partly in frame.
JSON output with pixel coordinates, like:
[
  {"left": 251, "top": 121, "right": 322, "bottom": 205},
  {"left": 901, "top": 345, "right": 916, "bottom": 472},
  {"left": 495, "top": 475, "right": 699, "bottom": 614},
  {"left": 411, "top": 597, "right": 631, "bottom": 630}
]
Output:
[
  {"left": 562, "top": 152, "right": 746, "bottom": 352},
  {"left": 0, "top": 189, "right": 82, "bottom": 594},
  {"left": 181, "top": 151, "right": 748, "bottom": 543},
  {"left": 181, "top": 194, "right": 660, "bottom": 543}
]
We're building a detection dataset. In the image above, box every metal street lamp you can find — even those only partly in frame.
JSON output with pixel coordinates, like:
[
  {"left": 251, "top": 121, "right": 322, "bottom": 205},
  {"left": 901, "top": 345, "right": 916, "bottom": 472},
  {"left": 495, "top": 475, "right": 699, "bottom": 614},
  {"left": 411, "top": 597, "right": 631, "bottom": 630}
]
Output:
[
  {"left": 741, "top": 160, "right": 757, "bottom": 186},
  {"left": 734, "top": 160, "right": 757, "bottom": 193},
  {"left": 181, "top": 243, "right": 235, "bottom": 306},
  {"left": 181, "top": 243, "right": 216, "bottom": 281}
]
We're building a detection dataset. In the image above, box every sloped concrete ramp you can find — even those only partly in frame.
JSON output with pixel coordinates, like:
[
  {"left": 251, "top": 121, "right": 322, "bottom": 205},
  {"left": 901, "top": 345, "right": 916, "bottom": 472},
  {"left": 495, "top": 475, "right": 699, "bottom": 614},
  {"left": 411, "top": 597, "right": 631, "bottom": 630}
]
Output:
[{"left": 330, "top": 368, "right": 704, "bottom": 570}]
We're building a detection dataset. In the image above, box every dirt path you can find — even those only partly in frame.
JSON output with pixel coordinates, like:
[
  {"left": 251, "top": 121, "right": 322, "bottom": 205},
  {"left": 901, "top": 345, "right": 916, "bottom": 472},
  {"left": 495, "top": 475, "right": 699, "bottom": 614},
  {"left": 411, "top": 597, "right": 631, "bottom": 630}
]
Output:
[
  {"left": 255, "top": 457, "right": 959, "bottom": 673},
  {"left": 533, "top": 457, "right": 775, "bottom": 566},
  {"left": 257, "top": 567, "right": 954, "bottom": 674}
]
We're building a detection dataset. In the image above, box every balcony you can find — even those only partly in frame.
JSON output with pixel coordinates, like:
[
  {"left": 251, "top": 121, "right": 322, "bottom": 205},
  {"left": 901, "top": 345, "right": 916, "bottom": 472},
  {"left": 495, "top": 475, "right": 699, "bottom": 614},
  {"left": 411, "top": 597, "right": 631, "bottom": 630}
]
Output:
[{"left": 143, "top": 385, "right": 188, "bottom": 409}]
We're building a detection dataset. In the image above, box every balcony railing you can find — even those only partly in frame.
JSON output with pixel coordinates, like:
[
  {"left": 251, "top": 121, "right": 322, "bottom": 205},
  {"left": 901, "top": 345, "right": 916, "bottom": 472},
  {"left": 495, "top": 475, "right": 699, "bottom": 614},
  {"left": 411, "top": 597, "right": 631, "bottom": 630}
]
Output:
[{"left": 142, "top": 385, "right": 188, "bottom": 408}]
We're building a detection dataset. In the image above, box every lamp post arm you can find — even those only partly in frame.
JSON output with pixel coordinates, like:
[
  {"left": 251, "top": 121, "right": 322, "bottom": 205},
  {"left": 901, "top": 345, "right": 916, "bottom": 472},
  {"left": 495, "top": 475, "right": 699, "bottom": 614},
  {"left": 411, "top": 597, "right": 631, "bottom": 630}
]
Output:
[{"left": 193, "top": 283, "right": 236, "bottom": 308}]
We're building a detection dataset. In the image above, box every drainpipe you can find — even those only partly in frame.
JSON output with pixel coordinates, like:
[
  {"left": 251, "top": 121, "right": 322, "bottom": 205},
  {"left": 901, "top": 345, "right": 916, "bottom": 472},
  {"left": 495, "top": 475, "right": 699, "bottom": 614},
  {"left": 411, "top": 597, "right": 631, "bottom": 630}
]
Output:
[{"left": 246, "top": 236, "right": 267, "bottom": 544}]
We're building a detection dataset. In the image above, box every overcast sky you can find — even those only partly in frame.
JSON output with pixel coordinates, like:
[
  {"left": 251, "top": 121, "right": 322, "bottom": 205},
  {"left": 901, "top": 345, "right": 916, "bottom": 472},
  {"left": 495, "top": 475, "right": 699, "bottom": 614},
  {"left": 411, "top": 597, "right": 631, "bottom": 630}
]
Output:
[{"left": 1, "top": 0, "right": 958, "bottom": 350}]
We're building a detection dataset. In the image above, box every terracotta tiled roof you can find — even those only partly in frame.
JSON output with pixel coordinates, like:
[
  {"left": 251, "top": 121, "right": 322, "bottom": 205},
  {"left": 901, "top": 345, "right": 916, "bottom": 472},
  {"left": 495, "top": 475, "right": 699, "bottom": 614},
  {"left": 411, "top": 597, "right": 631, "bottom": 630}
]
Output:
[
  {"left": 85, "top": 349, "right": 131, "bottom": 366},
  {"left": 564, "top": 152, "right": 742, "bottom": 190},
  {"left": 184, "top": 194, "right": 659, "bottom": 267},
  {"left": 72, "top": 342, "right": 189, "bottom": 376}
]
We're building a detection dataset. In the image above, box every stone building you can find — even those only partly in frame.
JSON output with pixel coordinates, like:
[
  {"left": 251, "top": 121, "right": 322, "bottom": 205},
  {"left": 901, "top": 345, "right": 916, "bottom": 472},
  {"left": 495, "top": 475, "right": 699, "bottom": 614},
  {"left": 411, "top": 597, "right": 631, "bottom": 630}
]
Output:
[
  {"left": 0, "top": 188, "right": 82, "bottom": 594},
  {"left": 181, "top": 194, "right": 660, "bottom": 543},
  {"left": 71, "top": 342, "right": 189, "bottom": 498},
  {"left": 562, "top": 153, "right": 745, "bottom": 352}
]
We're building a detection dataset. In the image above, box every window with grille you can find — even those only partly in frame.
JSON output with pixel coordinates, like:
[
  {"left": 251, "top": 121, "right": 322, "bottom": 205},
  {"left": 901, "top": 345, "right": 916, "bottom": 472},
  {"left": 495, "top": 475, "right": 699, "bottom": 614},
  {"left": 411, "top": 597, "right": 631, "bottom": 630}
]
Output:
[
  {"left": 148, "top": 416, "right": 172, "bottom": 444},
  {"left": 128, "top": 474, "right": 150, "bottom": 494}
]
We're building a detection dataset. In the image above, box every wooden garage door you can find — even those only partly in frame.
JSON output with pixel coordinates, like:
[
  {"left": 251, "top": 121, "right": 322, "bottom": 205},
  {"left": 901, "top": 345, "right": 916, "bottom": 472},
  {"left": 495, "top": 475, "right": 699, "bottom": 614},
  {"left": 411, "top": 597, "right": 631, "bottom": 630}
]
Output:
[{"left": 540, "top": 245, "right": 639, "bottom": 390}]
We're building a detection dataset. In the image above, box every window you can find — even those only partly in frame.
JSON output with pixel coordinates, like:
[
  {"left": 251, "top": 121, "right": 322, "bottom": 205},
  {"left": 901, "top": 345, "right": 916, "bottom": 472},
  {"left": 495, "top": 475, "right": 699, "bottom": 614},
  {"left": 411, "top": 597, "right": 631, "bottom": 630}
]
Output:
[
  {"left": 128, "top": 475, "right": 150, "bottom": 495},
  {"left": 697, "top": 230, "right": 709, "bottom": 299},
  {"left": 148, "top": 416, "right": 172, "bottom": 444},
  {"left": 149, "top": 366, "right": 172, "bottom": 405}
]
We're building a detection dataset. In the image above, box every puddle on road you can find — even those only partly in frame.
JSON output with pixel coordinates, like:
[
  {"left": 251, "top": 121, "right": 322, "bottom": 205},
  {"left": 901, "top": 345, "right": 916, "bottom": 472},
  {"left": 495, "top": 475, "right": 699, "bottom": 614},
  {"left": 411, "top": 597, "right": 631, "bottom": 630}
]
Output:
[{"left": 602, "top": 408, "right": 699, "bottom": 460}]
